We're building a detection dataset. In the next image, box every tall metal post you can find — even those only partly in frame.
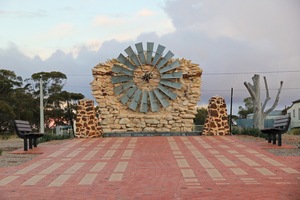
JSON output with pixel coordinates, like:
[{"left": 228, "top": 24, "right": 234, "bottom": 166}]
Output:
[
  {"left": 229, "top": 88, "right": 233, "bottom": 134},
  {"left": 40, "top": 75, "right": 44, "bottom": 133}
]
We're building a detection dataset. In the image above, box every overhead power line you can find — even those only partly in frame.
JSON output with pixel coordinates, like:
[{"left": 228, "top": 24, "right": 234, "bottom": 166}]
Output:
[
  {"left": 203, "top": 69, "right": 300, "bottom": 75},
  {"left": 65, "top": 69, "right": 300, "bottom": 77},
  {"left": 202, "top": 87, "right": 300, "bottom": 91}
]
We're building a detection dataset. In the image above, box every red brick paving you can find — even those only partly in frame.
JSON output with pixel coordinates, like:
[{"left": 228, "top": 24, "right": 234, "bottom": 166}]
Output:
[{"left": 0, "top": 136, "right": 299, "bottom": 200}]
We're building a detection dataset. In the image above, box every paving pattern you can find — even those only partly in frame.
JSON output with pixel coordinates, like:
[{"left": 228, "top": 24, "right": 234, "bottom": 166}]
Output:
[{"left": 0, "top": 136, "right": 299, "bottom": 199}]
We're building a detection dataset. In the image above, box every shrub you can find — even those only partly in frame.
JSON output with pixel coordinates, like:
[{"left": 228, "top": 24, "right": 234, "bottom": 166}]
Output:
[
  {"left": 38, "top": 132, "right": 72, "bottom": 144},
  {"left": 289, "top": 128, "right": 300, "bottom": 135},
  {"left": 234, "top": 127, "right": 267, "bottom": 139},
  {"left": 231, "top": 127, "right": 242, "bottom": 135},
  {"left": 0, "top": 132, "right": 12, "bottom": 140}
]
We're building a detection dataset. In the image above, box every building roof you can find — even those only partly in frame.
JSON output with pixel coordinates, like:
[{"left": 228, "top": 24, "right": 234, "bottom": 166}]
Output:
[{"left": 292, "top": 99, "right": 300, "bottom": 104}]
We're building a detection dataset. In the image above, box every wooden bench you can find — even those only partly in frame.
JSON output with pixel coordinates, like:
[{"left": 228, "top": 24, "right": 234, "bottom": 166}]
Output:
[
  {"left": 260, "top": 115, "right": 291, "bottom": 146},
  {"left": 13, "top": 120, "right": 44, "bottom": 151}
]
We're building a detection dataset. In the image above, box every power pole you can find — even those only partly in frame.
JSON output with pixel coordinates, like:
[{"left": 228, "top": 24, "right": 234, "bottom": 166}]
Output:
[
  {"left": 229, "top": 88, "right": 233, "bottom": 134},
  {"left": 40, "top": 75, "right": 44, "bottom": 133}
]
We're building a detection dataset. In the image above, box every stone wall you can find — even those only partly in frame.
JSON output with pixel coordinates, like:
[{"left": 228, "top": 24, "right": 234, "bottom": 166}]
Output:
[
  {"left": 202, "top": 96, "right": 230, "bottom": 135},
  {"left": 75, "top": 99, "right": 102, "bottom": 138},
  {"left": 91, "top": 58, "right": 202, "bottom": 133}
]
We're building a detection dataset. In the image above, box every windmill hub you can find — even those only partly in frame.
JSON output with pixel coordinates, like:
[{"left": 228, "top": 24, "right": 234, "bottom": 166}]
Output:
[{"left": 133, "top": 65, "right": 161, "bottom": 91}]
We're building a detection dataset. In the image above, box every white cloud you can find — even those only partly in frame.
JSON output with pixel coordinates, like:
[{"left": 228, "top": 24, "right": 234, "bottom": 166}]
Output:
[
  {"left": 43, "top": 23, "right": 75, "bottom": 39},
  {"left": 1, "top": 0, "right": 299, "bottom": 114},
  {"left": 92, "top": 15, "right": 125, "bottom": 27},
  {"left": 137, "top": 9, "right": 155, "bottom": 17}
]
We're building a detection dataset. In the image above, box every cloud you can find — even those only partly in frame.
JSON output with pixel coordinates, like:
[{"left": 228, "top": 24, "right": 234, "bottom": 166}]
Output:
[
  {"left": 92, "top": 15, "right": 125, "bottom": 27},
  {"left": 40, "top": 23, "right": 75, "bottom": 40},
  {"left": 164, "top": 0, "right": 300, "bottom": 56},
  {"left": 137, "top": 9, "right": 155, "bottom": 17},
  {"left": 1, "top": 0, "right": 299, "bottom": 114},
  {"left": 0, "top": 9, "right": 47, "bottom": 18}
]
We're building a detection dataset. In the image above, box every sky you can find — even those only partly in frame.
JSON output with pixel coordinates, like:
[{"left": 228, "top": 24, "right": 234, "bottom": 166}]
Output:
[{"left": 1, "top": 0, "right": 300, "bottom": 115}]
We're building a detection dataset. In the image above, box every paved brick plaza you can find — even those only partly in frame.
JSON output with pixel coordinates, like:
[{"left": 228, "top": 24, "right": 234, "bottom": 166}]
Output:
[{"left": 0, "top": 136, "right": 299, "bottom": 199}]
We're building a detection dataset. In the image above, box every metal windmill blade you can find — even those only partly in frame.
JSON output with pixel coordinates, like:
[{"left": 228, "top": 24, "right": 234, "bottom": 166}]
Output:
[
  {"left": 160, "top": 80, "right": 182, "bottom": 89},
  {"left": 161, "top": 72, "right": 183, "bottom": 79},
  {"left": 129, "top": 88, "right": 142, "bottom": 111},
  {"left": 146, "top": 42, "right": 154, "bottom": 64},
  {"left": 111, "top": 75, "right": 133, "bottom": 84},
  {"left": 114, "top": 81, "right": 135, "bottom": 95},
  {"left": 140, "top": 91, "right": 148, "bottom": 113},
  {"left": 153, "top": 88, "right": 169, "bottom": 108},
  {"left": 159, "top": 60, "right": 180, "bottom": 74},
  {"left": 157, "top": 84, "right": 177, "bottom": 100},
  {"left": 156, "top": 50, "right": 174, "bottom": 69},
  {"left": 149, "top": 91, "right": 159, "bottom": 112},
  {"left": 152, "top": 44, "right": 165, "bottom": 66},
  {"left": 120, "top": 86, "right": 137, "bottom": 105},
  {"left": 135, "top": 42, "right": 146, "bottom": 64},
  {"left": 125, "top": 46, "right": 140, "bottom": 67},
  {"left": 117, "top": 53, "right": 137, "bottom": 70},
  {"left": 112, "top": 64, "right": 133, "bottom": 76}
]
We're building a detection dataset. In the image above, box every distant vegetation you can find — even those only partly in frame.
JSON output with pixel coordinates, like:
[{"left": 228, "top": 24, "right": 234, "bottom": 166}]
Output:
[{"left": 0, "top": 69, "right": 84, "bottom": 136}]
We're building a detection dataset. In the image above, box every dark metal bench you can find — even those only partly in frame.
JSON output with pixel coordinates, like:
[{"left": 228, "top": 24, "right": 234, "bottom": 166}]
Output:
[
  {"left": 260, "top": 115, "right": 291, "bottom": 146},
  {"left": 13, "top": 120, "right": 44, "bottom": 151}
]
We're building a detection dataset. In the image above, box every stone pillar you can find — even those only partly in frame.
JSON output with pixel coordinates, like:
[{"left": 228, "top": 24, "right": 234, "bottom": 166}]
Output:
[
  {"left": 75, "top": 99, "right": 102, "bottom": 138},
  {"left": 203, "top": 96, "right": 230, "bottom": 136}
]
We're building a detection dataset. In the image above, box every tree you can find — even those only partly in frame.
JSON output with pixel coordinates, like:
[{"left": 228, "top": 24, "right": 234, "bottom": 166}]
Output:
[
  {"left": 238, "top": 97, "right": 253, "bottom": 118},
  {"left": 25, "top": 71, "right": 68, "bottom": 128},
  {"left": 0, "top": 69, "right": 85, "bottom": 133},
  {"left": 0, "top": 70, "right": 40, "bottom": 133},
  {"left": 0, "top": 69, "right": 25, "bottom": 133},
  {"left": 244, "top": 74, "right": 283, "bottom": 129},
  {"left": 194, "top": 107, "right": 208, "bottom": 125},
  {"left": 45, "top": 91, "right": 84, "bottom": 127},
  {"left": 26, "top": 71, "right": 67, "bottom": 99}
]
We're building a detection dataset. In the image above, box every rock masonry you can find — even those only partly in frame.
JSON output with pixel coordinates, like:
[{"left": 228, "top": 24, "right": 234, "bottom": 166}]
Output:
[
  {"left": 91, "top": 58, "right": 202, "bottom": 133},
  {"left": 75, "top": 99, "right": 102, "bottom": 138},
  {"left": 203, "top": 96, "right": 230, "bottom": 135}
]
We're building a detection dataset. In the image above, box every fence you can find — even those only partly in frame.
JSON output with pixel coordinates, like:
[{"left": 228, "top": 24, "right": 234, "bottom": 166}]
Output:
[
  {"left": 56, "top": 125, "right": 73, "bottom": 136},
  {"left": 236, "top": 119, "right": 274, "bottom": 129},
  {"left": 193, "top": 125, "right": 204, "bottom": 132}
]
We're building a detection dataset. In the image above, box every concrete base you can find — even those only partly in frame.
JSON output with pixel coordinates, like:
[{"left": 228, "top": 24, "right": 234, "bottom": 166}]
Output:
[{"left": 103, "top": 131, "right": 202, "bottom": 137}]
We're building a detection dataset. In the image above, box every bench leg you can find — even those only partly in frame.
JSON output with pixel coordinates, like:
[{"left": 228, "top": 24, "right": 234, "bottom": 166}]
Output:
[
  {"left": 272, "top": 133, "right": 276, "bottom": 145},
  {"left": 278, "top": 134, "right": 282, "bottom": 146},
  {"left": 267, "top": 134, "right": 272, "bottom": 143},
  {"left": 33, "top": 138, "right": 37, "bottom": 147},
  {"left": 29, "top": 139, "right": 33, "bottom": 149},
  {"left": 24, "top": 138, "right": 28, "bottom": 151}
]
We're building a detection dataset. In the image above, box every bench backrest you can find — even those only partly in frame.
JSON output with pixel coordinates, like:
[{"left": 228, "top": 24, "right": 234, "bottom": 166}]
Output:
[
  {"left": 273, "top": 115, "right": 291, "bottom": 131},
  {"left": 14, "top": 120, "right": 32, "bottom": 136}
]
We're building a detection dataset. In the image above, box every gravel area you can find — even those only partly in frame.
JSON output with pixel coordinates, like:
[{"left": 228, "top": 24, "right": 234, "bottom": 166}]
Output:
[
  {"left": 0, "top": 135, "right": 299, "bottom": 168},
  {"left": 0, "top": 137, "right": 71, "bottom": 168},
  {"left": 235, "top": 134, "right": 300, "bottom": 156},
  {"left": 0, "top": 138, "right": 38, "bottom": 168}
]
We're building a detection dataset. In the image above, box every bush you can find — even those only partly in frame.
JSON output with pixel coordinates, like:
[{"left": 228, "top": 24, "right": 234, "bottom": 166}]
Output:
[
  {"left": 0, "top": 132, "right": 12, "bottom": 140},
  {"left": 38, "top": 132, "right": 72, "bottom": 144},
  {"left": 231, "top": 127, "right": 242, "bottom": 135},
  {"left": 0, "top": 149, "right": 2, "bottom": 156},
  {"left": 233, "top": 127, "right": 267, "bottom": 139},
  {"left": 289, "top": 128, "right": 300, "bottom": 135},
  {"left": 241, "top": 127, "right": 260, "bottom": 137}
]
